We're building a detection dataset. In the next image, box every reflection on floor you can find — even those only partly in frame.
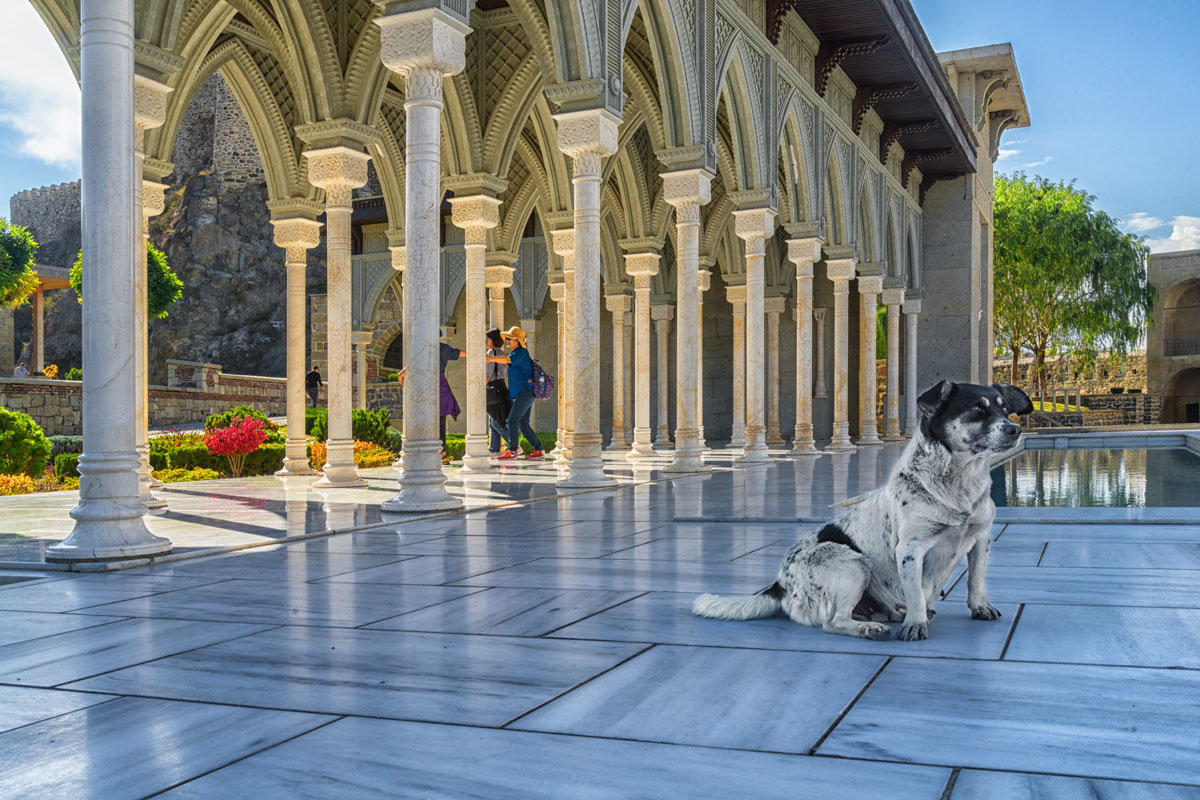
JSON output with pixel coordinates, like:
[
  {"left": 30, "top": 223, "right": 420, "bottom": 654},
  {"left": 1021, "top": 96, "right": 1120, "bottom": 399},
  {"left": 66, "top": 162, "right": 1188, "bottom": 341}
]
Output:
[{"left": 1, "top": 443, "right": 1199, "bottom": 797}]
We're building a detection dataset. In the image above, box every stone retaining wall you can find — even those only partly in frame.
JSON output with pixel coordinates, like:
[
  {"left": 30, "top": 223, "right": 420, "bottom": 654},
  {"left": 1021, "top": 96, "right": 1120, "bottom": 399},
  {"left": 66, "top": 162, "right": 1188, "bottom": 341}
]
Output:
[{"left": 0, "top": 359, "right": 287, "bottom": 435}]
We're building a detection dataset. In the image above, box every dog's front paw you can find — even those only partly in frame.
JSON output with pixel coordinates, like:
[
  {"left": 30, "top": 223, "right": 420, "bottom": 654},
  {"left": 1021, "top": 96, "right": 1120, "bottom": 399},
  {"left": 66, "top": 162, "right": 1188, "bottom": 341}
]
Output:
[
  {"left": 898, "top": 621, "right": 929, "bottom": 641},
  {"left": 970, "top": 602, "right": 1002, "bottom": 620}
]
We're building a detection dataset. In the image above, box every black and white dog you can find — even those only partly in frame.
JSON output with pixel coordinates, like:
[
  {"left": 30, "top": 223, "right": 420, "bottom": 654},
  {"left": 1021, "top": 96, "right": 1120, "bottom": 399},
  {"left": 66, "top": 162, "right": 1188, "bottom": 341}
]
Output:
[{"left": 694, "top": 381, "right": 1033, "bottom": 641}]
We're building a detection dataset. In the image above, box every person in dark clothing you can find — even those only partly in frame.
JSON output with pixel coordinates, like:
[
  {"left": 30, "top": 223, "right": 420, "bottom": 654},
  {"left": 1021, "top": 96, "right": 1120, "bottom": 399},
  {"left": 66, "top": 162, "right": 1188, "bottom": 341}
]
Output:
[
  {"left": 485, "top": 328, "right": 514, "bottom": 454},
  {"left": 305, "top": 366, "right": 322, "bottom": 407},
  {"left": 492, "top": 326, "right": 543, "bottom": 460}
]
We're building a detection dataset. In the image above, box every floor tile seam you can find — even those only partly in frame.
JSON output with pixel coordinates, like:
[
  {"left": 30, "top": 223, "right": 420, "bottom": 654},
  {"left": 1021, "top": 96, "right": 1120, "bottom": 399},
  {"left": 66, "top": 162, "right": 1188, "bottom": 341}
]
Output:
[
  {"left": 0, "top": 615, "right": 135, "bottom": 650},
  {"left": 499, "top": 643, "right": 658, "bottom": 729},
  {"left": 589, "top": 537, "right": 670, "bottom": 558},
  {"left": 807, "top": 656, "right": 893, "bottom": 756},
  {"left": 40, "top": 623, "right": 286, "bottom": 690},
  {"left": 995, "top": 655, "right": 1200, "bottom": 672},
  {"left": 138, "top": 715, "right": 347, "bottom": 800},
  {"left": 532, "top": 591, "right": 651, "bottom": 637},
  {"left": 44, "top": 577, "right": 242, "bottom": 612},
  {"left": 996, "top": 604, "right": 1025, "bottom": 661},
  {"left": 726, "top": 540, "right": 787, "bottom": 562},
  {"left": 431, "top": 556, "right": 549, "bottom": 586},
  {"left": 0, "top": 692, "right": 123, "bottom": 738},
  {"left": 938, "top": 767, "right": 961, "bottom": 800},
  {"left": 351, "top": 587, "right": 494, "bottom": 629},
  {"left": 302, "top": 553, "right": 434, "bottom": 582},
  {"left": 1029, "top": 565, "right": 1200, "bottom": 571},
  {"left": 1035, "top": 542, "right": 1048, "bottom": 566}
]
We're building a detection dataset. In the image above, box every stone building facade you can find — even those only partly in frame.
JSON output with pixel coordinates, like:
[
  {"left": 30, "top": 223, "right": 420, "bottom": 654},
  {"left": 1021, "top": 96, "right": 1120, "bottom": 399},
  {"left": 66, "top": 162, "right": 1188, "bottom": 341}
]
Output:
[{"left": 1147, "top": 249, "right": 1200, "bottom": 424}]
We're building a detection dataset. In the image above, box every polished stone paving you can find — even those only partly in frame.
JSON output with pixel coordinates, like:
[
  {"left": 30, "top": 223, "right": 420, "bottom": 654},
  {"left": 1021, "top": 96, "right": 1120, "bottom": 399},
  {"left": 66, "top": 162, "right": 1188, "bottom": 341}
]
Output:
[{"left": 0, "top": 445, "right": 1199, "bottom": 797}]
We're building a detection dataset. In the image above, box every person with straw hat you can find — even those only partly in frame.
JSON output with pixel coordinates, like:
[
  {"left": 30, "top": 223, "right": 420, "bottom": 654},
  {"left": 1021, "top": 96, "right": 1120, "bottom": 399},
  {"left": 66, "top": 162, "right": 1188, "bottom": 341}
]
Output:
[{"left": 490, "top": 326, "right": 543, "bottom": 459}]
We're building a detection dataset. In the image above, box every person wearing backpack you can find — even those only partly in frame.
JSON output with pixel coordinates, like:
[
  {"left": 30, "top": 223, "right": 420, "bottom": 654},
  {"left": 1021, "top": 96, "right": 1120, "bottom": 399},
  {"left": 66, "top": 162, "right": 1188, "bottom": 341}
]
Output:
[
  {"left": 485, "top": 328, "right": 515, "bottom": 454},
  {"left": 494, "top": 326, "right": 544, "bottom": 460}
]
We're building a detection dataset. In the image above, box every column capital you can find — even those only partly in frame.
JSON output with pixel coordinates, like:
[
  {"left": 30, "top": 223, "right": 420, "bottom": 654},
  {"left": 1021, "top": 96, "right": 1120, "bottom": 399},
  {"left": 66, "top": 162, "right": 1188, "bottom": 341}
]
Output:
[
  {"left": 552, "top": 108, "right": 620, "bottom": 159},
  {"left": 271, "top": 217, "right": 323, "bottom": 251},
  {"left": 881, "top": 287, "right": 906, "bottom": 306},
  {"left": 549, "top": 282, "right": 565, "bottom": 302},
  {"left": 352, "top": 330, "right": 373, "bottom": 346},
  {"left": 449, "top": 195, "right": 502, "bottom": 243},
  {"left": 485, "top": 265, "right": 515, "bottom": 289},
  {"left": 375, "top": 6, "right": 471, "bottom": 76},
  {"left": 786, "top": 237, "right": 823, "bottom": 268},
  {"left": 134, "top": 74, "right": 171, "bottom": 132},
  {"left": 141, "top": 180, "right": 168, "bottom": 218},
  {"left": 697, "top": 268, "right": 712, "bottom": 293},
  {"left": 303, "top": 145, "right": 370, "bottom": 202},
  {"left": 726, "top": 284, "right": 747, "bottom": 305},
  {"left": 813, "top": 306, "right": 828, "bottom": 323},
  {"left": 548, "top": 227, "right": 575, "bottom": 257},
  {"left": 858, "top": 274, "right": 884, "bottom": 295},
  {"left": 390, "top": 245, "right": 406, "bottom": 272},
  {"left": 619, "top": 236, "right": 664, "bottom": 255},
  {"left": 605, "top": 293, "right": 632, "bottom": 313},
  {"left": 623, "top": 252, "right": 660, "bottom": 278},
  {"left": 661, "top": 168, "right": 714, "bottom": 208},
  {"left": 143, "top": 157, "right": 174, "bottom": 184},
  {"left": 296, "top": 119, "right": 380, "bottom": 152},
  {"left": 903, "top": 298, "right": 923, "bottom": 315},
  {"left": 442, "top": 172, "right": 508, "bottom": 196},
  {"left": 764, "top": 296, "right": 787, "bottom": 316},
  {"left": 651, "top": 304, "right": 674, "bottom": 323},
  {"left": 732, "top": 207, "right": 777, "bottom": 243},
  {"left": 826, "top": 258, "right": 857, "bottom": 282}
]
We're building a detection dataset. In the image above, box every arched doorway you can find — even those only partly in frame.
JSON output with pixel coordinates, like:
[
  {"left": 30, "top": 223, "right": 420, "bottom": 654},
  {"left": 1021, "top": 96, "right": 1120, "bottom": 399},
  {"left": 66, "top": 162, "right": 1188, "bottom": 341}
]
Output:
[
  {"left": 381, "top": 334, "right": 404, "bottom": 372},
  {"left": 1164, "top": 280, "right": 1200, "bottom": 357},
  {"left": 1164, "top": 367, "right": 1200, "bottom": 424}
]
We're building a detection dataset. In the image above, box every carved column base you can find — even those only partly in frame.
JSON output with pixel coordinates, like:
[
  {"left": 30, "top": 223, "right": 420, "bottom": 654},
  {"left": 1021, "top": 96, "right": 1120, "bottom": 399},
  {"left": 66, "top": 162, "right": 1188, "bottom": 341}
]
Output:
[
  {"left": 459, "top": 432, "right": 496, "bottom": 473},
  {"left": 827, "top": 423, "right": 857, "bottom": 453},
  {"left": 382, "top": 439, "right": 461, "bottom": 512},
  {"left": 627, "top": 431, "right": 657, "bottom": 460},
  {"left": 791, "top": 424, "right": 820, "bottom": 456},
  {"left": 137, "top": 446, "right": 167, "bottom": 510},
  {"left": 557, "top": 434, "right": 614, "bottom": 488},
  {"left": 315, "top": 439, "right": 367, "bottom": 488}
]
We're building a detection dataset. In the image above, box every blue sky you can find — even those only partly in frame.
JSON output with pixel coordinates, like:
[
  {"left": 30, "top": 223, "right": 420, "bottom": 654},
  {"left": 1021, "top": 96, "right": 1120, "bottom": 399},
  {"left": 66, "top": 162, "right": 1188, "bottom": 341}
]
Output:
[
  {"left": 912, "top": 0, "right": 1200, "bottom": 252},
  {"left": 2, "top": 0, "right": 1197, "bottom": 252}
]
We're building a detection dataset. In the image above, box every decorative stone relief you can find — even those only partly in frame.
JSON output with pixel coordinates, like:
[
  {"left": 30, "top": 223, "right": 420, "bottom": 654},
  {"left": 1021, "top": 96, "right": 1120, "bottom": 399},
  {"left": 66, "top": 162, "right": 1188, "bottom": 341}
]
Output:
[
  {"left": 553, "top": 109, "right": 620, "bottom": 158},
  {"left": 376, "top": 9, "right": 470, "bottom": 76}
]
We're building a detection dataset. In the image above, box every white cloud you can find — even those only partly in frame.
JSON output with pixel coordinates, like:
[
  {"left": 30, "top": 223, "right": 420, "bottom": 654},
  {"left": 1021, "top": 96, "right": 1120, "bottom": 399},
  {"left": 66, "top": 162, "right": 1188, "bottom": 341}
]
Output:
[
  {"left": 1144, "top": 216, "right": 1200, "bottom": 253},
  {"left": 1023, "top": 156, "right": 1054, "bottom": 168},
  {"left": 1005, "top": 138, "right": 1027, "bottom": 145},
  {"left": 0, "top": 4, "right": 80, "bottom": 168},
  {"left": 1121, "top": 212, "right": 1166, "bottom": 234},
  {"left": 996, "top": 148, "right": 1021, "bottom": 161}
]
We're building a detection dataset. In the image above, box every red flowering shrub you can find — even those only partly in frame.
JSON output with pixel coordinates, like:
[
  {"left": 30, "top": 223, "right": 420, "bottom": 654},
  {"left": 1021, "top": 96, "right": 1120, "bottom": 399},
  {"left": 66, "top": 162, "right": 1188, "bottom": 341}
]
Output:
[{"left": 203, "top": 416, "right": 267, "bottom": 478}]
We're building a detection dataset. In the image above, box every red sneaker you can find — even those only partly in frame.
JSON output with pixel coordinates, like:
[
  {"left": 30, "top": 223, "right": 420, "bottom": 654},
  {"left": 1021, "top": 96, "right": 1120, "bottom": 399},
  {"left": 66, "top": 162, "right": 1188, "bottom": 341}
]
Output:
[
  {"left": 526, "top": 450, "right": 545, "bottom": 459},
  {"left": 497, "top": 450, "right": 519, "bottom": 460}
]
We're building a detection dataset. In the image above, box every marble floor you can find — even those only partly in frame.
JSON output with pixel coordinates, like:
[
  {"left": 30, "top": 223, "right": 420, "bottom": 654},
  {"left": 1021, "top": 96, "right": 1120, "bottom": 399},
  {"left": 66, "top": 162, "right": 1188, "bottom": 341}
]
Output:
[{"left": 1, "top": 445, "right": 1199, "bottom": 797}]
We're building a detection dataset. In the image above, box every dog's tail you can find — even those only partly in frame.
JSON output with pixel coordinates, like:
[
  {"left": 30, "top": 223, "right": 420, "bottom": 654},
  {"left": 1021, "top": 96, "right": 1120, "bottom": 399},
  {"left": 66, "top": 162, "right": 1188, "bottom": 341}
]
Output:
[{"left": 692, "top": 582, "right": 783, "bottom": 620}]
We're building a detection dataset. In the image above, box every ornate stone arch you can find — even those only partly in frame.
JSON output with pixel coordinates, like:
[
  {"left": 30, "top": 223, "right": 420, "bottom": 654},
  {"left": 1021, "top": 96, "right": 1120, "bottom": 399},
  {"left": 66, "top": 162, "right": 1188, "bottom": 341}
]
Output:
[
  {"left": 483, "top": 56, "right": 545, "bottom": 176},
  {"left": 777, "top": 103, "right": 814, "bottom": 226},
  {"left": 443, "top": 73, "right": 485, "bottom": 176},
  {"left": 716, "top": 49, "right": 760, "bottom": 192}
]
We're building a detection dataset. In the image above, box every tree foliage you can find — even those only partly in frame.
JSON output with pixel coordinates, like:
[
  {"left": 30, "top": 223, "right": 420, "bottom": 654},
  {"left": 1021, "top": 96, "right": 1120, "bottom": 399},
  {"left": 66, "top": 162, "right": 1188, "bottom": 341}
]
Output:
[
  {"left": 71, "top": 242, "right": 184, "bottom": 318},
  {"left": 0, "top": 218, "right": 40, "bottom": 308},
  {"left": 0, "top": 408, "right": 52, "bottom": 477},
  {"left": 993, "top": 173, "right": 1155, "bottom": 389}
]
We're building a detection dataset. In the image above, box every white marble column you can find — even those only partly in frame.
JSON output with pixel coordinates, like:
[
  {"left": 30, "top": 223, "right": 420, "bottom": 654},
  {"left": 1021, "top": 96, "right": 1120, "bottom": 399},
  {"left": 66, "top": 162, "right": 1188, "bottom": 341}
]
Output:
[
  {"left": 624, "top": 252, "right": 659, "bottom": 460},
  {"left": 882, "top": 286, "right": 906, "bottom": 441},
  {"left": 727, "top": 284, "right": 747, "bottom": 450},
  {"left": 604, "top": 292, "right": 631, "bottom": 451},
  {"left": 904, "top": 296, "right": 922, "bottom": 434},
  {"left": 304, "top": 147, "right": 369, "bottom": 487},
  {"left": 387, "top": 240, "right": 405, "bottom": 466},
  {"left": 764, "top": 295, "right": 786, "bottom": 449},
  {"left": 133, "top": 79, "right": 171, "bottom": 510},
  {"left": 696, "top": 265, "right": 712, "bottom": 448},
  {"left": 554, "top": 109, "right": 620, "bottom": 488},
  {"left": 377, "top": 7, "right": 469, "bottom": 511},
  {"left": 652, "top": 304, "right": 673, "bottom": 447},
  {"left": 486, "top": 265, "right": 514, "bottom": 330},
  {"left": 788, "top": 238, "right": 821, "bottom": 455},
  {"left": 663, "top": 169, "right": 712, "bottom": 472},
  {"left": 548, "top": 231, "right": 575, "bottom": 462},
  {"left": 450, "top": 194, "right": 502, "bottom": 473},
  {"left": 548, "top": 281, "right": 567, "bottom": 457},
  {"left": 826, "top": 259, "right": 857, "bottom": 452},
  {"left": 857, "top": 273, "right": 884, "bottom": 447},
  {"left": 353, "top": 331, "right": 371, "bottom": 411},
  {"left": 733, "top": 209, "right": 776, "bottom": 463},
  {"left": 814, "top": 307, "right": 829, "bottom": 399},
  {"left": 623, "top": 310, "right": 633, "bottom": 446},
  {"left": 50, "top": 0, "right": 169, "bottom": 562},
  {"left": 271, "top": 215, "right": 322, "bottom": 475}
]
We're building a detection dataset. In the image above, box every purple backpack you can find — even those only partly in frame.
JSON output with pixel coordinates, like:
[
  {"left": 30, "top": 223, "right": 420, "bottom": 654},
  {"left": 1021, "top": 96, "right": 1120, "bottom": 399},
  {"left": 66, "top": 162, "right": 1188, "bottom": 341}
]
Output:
[{"left": 530, "top": 360, "right": 555, "bottom": 399}]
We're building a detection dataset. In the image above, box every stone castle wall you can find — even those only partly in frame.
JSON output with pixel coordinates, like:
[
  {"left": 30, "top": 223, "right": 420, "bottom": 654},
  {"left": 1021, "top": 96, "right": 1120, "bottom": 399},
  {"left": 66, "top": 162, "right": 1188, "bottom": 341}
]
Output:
[
  {"left": 991, "top": 352, "right": 1148, "bottom": 394},
  {"left": 9, "top": 181, "right": 82, "bottom": 269},
  {"left": 172, "top": 74, "right": 264, "bottom": 189}
]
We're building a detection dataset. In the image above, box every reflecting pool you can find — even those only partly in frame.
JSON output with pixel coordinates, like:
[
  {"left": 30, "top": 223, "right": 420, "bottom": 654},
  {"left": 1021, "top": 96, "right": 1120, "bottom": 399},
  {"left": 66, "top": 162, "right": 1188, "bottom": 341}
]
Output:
[{"left": 990, "top": 447, "right": 1200, "bottom": 507}]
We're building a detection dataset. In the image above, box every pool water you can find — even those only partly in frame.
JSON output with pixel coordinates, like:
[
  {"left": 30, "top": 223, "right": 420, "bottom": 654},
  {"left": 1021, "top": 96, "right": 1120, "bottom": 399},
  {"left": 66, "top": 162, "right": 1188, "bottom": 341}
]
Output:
[{"left": 990, "top": 447, "right": 1200, "bottom": 508}]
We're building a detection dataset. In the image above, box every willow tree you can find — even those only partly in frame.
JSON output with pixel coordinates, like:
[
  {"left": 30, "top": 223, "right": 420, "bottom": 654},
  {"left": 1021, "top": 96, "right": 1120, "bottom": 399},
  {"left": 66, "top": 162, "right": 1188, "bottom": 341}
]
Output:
[{"left": 993, "top": 173, "right": 1155, "bottom": 394}]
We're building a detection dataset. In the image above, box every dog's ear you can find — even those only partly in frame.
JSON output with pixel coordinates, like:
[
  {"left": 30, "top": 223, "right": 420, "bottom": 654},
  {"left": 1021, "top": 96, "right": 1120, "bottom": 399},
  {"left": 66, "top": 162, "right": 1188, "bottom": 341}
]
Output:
[
  {"left": 993, "top": 383, "right": 1033, "bottom": 416},
  {"left": 917, "top": 380, "right": 954, "bottom": 417}
]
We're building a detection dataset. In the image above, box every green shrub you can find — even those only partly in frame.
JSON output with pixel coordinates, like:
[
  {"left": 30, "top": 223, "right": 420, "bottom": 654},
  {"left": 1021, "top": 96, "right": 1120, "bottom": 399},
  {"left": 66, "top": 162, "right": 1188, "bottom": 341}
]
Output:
[
  {"left": 306, "top": 407, "right": 327, "bottom": 438},
  {"left": 0, "top": 408, "right": 51, "bottom": 477},
  {"left": 49, "top": 435, "right": 83, "bottom": 459},
  {"left": 1128, "top": 388, "right": 1142, "bottom": 394},
  {"left": 1109, "top": 387, "right": 1125, "bottom": 394},
  {"left": 305, "top": 408, "right": 395, "bottom": 450},
  {"left": 54, "top": 452, "right": 80, "bottom": 479},
  {"left": 154, "top": 467, "right": 222, "bottom": 483},
  {"left": 386, "top": 372, "right": 399, "bottom": 382},
  {"left": 64, "top": 367, "right": 81, "bottom": 381},
  {"left": 207, "top": 405, "right": 284, "bottom": 444},
  {"left": 382, "top": 426, "right": 404, "bottom": 454},
  {"left": 72, "top": 242, "right": 182, "bottom": 317},
  {"left": 149, "top": 439, "right": 285, "bottom": 476}
]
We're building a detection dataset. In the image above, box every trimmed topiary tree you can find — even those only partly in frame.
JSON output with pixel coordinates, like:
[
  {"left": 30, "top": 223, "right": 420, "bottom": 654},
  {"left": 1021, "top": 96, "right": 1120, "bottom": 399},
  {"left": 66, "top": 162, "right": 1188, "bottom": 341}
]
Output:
[
  {"left": 71, "top": 241, "right": 183, "bottom": 317},
  {"left": 0, "top": 218, "right": 40, "bottom": 308},
  {"left": 0, "top": 408, "right": 52, "bottom": 477}
]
